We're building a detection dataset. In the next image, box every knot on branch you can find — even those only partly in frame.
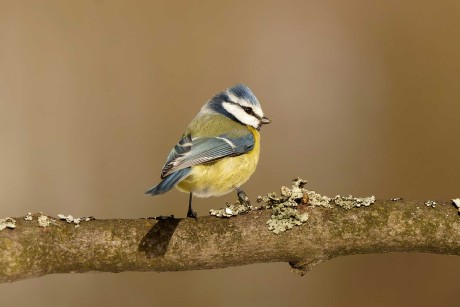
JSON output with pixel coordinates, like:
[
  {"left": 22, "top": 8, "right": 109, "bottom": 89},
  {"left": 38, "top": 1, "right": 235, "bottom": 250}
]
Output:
[{"left": 289, "top": 257, "right": 330, "bottom": 276}]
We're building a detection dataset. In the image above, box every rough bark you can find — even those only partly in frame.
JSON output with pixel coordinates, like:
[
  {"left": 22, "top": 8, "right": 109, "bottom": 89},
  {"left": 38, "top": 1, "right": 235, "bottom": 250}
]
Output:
[{"left": 1, "top": 199, "right": 459, "bottom": 283}]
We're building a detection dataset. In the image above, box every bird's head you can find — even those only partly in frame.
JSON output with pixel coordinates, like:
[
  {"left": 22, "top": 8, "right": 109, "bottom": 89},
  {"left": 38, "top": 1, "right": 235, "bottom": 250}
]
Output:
[{"left": 204, "top": 84, "right": 271, "bottom": 130}]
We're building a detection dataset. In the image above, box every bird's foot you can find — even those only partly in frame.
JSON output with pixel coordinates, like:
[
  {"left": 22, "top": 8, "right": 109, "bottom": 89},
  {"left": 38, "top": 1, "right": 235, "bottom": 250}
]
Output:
[
  {"left": 187, "top": 208, "right": 198, "bottom": 219},
  {"left": 237, "top": 189, "right": 251, "bottom": 207}
]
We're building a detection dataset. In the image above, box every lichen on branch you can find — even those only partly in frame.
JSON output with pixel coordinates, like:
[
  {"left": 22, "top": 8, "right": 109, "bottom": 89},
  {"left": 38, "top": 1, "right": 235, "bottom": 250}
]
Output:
[
  {"left": 1, "top": 179, "right": 460, "bottom": 283},
  {"left": 210, "top": 178, "right": 377, "bottom": 234}
]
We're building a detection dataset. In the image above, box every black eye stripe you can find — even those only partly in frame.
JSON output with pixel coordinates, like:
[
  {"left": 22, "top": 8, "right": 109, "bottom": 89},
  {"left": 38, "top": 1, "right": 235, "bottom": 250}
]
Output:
[
  {"left": 242, "top": 106, "right": 252, "bottom": 114},
  {"left": 224, "top": 101, "right": 262, "bottom": 120},
  {"left": 241, "top": 105, "right": 263, "bottom": 120}
]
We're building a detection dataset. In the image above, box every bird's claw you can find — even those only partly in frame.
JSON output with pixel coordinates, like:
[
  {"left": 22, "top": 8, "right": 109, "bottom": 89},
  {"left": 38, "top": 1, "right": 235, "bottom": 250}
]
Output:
[
  {"left": 187, "top": 208, "right": 198, "bottom": 219},
  {"left": 237, "top": 189, "right": 251, "bottom": 207}
]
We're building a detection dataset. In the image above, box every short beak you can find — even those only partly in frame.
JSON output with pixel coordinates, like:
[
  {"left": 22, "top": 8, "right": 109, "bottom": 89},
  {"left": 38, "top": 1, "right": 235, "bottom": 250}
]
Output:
[
  {"left": 260, "top": 116, "right": 271, "bottom": 125},
  {"left": 257, "top": 116, "right": 271, "bottom": 131}
]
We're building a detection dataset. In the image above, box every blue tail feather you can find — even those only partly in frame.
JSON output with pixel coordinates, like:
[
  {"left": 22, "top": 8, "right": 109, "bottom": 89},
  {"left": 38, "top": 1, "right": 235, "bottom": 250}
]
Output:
[{"left": 145, "top": 168, "right": 191, "bottom": 195}]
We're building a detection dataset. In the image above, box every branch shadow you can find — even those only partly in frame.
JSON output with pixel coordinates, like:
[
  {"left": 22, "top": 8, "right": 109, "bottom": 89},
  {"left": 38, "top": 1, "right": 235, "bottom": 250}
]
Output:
[{"left": 138, "top": 218, "right": 182, "bottom": 258}]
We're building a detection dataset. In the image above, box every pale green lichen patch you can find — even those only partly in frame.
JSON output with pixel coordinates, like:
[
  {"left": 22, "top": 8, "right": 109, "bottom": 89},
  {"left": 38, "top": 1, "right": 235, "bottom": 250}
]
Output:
[
  {"left": 332, "top": 195, "right": 376, "bottom": 210},
  {"left": 38, "top": 214, "right": 56, "bottom": 227},
  {"left": 210, "top": 177, "right": 376, "bottom": 234},
  {"left": 24, "top": 212, "right": 33, "bottom": 221},
  {"left": 307, "top": 191, "right": 333, "bottom": 208},
  {"left": 266, "top": 206, "right": 309, "bottom": 234},
  {"left": 256, "top": 178, "right": 309, "bottom": 208},
  {"left": 0, "top": 217, "right": 16, "bottom": 231},
  {"left": 258, "top": 178, "right": 310, "bottom": 234},
  {"left": 305, "top": 191, "right": 375, "bottom": 210},
  {"left": 258, "top": 179, "right": 375, "bottom": 233}
]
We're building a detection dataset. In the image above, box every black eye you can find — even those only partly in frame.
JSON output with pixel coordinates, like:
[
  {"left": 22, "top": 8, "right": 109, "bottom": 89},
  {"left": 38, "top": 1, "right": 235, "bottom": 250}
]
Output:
[{"left": 242, "top": 106, "right": 252, "bottom": 114}]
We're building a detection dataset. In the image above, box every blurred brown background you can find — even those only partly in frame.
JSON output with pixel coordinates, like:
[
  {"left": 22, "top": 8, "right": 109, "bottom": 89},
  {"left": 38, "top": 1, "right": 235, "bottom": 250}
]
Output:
[{"left": 1, "top": 0, "right": 459, "bottom": 306}]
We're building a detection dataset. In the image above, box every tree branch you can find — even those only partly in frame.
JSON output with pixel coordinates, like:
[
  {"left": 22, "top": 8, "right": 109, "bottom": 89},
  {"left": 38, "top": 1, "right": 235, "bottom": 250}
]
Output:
[{"left": 1, "top": 198, "right": 459, "bottom": 283}]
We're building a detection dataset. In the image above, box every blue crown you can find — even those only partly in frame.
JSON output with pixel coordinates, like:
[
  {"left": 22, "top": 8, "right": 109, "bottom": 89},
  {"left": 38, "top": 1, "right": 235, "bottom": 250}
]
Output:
[{"left": 227, "top": 84, "right": 260, "bottom": 106}]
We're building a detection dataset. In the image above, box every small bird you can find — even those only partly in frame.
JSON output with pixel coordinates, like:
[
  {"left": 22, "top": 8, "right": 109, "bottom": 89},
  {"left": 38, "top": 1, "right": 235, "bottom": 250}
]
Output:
[{"left": 146, "top": 84, "right": 270, "bottom": 218}]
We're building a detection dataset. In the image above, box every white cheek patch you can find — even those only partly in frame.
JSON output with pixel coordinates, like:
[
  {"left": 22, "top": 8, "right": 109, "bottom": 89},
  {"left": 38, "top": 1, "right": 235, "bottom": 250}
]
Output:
[
  {"left": 252, "top": 106, "right": 264, "bottom": 119},
  {"left": 222, "top": 102, "right": 259, "bottom": 128},
  {"left": 226, "top": 90, "right": 265, "bottom": 119}
]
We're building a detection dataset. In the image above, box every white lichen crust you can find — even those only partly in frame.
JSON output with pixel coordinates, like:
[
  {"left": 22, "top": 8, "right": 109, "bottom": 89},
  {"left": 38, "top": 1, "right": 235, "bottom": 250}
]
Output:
[
  {"left": 38, "top": 214, "right": 56, "bottom": 227},
  {"left": 209, "top": 202, "right": 253, "bottom": 217},
  {"left": 452, "top": 198, "right": 460, "bottom": 213},
  {"left": 58, "top": 214, "right": 95, "bottom": 227},
  {"left": 3, "top": 213, "right": 95, "bottom": 230},
  {"left": 0, "top": 217, "right": 16, "bottom": 231}
]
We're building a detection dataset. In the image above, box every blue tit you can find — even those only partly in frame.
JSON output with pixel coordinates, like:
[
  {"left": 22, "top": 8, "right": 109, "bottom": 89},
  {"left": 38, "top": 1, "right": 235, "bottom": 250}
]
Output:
[{"left": 146, "top": 84, "right": 271, "bottom": 218}]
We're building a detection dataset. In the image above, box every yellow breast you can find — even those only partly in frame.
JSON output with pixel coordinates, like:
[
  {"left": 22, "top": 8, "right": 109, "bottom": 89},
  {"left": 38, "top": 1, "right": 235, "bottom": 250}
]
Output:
[{"left": 177, "top": 126, "right": 260, "bottom": 197}]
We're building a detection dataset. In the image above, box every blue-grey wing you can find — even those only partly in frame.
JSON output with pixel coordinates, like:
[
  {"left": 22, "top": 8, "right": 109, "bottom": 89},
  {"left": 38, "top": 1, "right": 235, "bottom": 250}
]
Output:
[
  {"left": 160, "top": 133, "right": 255, "bottom": 178},
  {"left": 160, "top": 134, "right": 193, "bottom": 178}
]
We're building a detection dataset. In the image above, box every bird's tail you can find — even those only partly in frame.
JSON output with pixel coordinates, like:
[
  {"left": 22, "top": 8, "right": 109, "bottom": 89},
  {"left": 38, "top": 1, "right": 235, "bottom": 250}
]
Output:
[{"left": 145, "top": 168, "right": 191, "bottom": 195}]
